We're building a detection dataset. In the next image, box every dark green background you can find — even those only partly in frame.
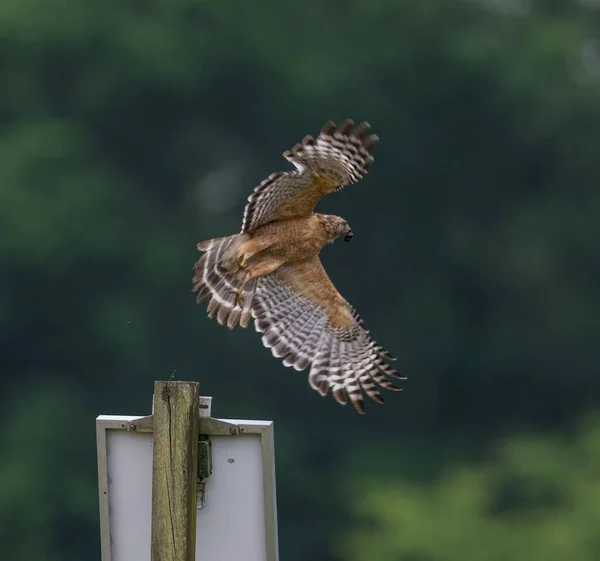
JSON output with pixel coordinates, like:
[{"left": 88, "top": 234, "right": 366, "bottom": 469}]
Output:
[{"left": 2, "top": 0, "right": 600, "bottom": 559}]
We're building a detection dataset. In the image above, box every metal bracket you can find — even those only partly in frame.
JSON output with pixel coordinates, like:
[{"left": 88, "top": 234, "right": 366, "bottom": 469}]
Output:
[
  {"left": 122, "top": 396, "right": 243, "bottom": 509},
  {"left": 197, "top": 436, "right": 212, "bottom": 509},
  {"left": 197, "top": 395, "right": 214, "bottom": 509},
  {"left": 125, "top": 415, "right": 153, "bottom": 433},
  {"left": 199, "top": 417, "right": 241, "bottom": 435}
]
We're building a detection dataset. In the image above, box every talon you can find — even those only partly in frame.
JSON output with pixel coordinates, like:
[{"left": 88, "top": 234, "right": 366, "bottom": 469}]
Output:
[
  {"left": 232, "top": 273, "right": 249, "bottom": 307},
  {"left": 233, "top": 289, "right": 244, "bottom": 307}
]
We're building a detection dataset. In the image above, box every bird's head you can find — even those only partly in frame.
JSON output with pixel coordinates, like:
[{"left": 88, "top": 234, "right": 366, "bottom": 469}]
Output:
[{"left": 319, "top": 214, "right": 353, "bottom": 244}]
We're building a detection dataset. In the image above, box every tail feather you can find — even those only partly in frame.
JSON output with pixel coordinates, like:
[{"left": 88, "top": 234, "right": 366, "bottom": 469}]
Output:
[
  {"left": 196, "top": 237, "right": 229, "bottom": 252},
  {"left": 192, "top": 233, "right": 257, "bottom": 329}
]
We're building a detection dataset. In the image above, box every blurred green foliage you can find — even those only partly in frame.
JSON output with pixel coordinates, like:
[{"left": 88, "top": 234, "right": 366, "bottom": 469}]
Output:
[
  {"left": 1, "top": 0, "right": 599, "bottom": 559},
  {"left": 343, "top": 415, "right": 600, "bottom": 561}
]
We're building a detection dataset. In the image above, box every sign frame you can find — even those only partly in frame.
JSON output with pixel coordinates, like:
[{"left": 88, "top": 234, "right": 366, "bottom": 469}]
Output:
[{"left": 96, "top": 414, "right": 279, "bottom": 561}]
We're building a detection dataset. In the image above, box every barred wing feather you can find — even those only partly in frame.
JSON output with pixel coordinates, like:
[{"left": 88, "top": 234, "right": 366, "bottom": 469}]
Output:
[
  {"left": 251, "top": 256, "right": 403, "bottom": 413},
  {"left": 241, "top": 119, "right": 378, "bottom": 233}
]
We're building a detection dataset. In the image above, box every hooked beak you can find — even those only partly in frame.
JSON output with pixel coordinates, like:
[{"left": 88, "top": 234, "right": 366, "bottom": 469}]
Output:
[{"left": 344, "top": 230, "right": 353, "bottom": 243}]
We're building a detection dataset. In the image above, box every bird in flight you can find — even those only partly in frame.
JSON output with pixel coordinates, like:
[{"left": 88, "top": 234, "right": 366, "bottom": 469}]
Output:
[{"left": 193, "top": 119, "right": 404, "bottom": 413}]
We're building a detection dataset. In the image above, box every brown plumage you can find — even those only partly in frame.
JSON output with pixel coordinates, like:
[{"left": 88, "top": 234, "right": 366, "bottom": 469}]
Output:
[{"left": 192, "top": 119, "right": 405, "bottom": 413}]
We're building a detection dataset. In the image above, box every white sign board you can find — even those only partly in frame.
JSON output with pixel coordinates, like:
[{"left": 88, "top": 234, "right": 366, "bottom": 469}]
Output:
[{"left": 96, "top": 415, "right": 278, "bottom": 561}]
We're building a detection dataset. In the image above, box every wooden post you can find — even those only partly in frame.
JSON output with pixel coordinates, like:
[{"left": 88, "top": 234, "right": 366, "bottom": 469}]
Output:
[{"left": 151, "top": 381, "right": 200, "bottom": 561}]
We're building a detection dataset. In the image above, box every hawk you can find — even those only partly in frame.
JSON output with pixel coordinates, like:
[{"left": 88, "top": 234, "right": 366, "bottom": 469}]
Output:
[{"left": 193, "top": 119, "right": 404, "bottom": 413}]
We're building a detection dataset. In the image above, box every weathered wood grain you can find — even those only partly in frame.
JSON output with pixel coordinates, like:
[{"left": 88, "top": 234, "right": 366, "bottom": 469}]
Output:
[{"left": 151, "top": 381, "right": 199, "bottom": 561}]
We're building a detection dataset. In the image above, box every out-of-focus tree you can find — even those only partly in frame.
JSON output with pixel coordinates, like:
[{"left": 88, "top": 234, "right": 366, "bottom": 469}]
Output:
[{"left": 342, "top": 415, "right": 600, "bottom": 561}]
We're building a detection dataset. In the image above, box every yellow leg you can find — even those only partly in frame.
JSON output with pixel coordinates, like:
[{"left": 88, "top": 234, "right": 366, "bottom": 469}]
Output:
[
  {"left": 233, "top": 274, "right": 249, "bottom": 307},
  {"left": 231, "top": 256, "right": 284, "bottom": 307}
]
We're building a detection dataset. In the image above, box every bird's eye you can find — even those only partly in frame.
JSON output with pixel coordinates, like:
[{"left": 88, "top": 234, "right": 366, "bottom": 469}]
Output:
[{"left": 344, "top": 231, "right": 353, "bottom": 242}]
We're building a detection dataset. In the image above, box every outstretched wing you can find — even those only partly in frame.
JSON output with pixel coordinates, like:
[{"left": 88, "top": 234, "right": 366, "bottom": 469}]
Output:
[
  {"left": 251, "top": 256, "right": 404, "bottom": 413},
  {"left": 241, "top": 119, "right": 379, "bottom": 233}
]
